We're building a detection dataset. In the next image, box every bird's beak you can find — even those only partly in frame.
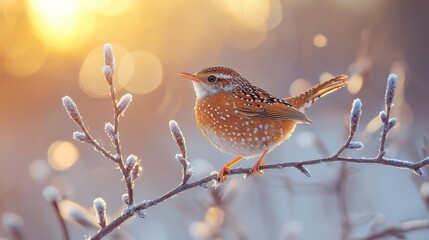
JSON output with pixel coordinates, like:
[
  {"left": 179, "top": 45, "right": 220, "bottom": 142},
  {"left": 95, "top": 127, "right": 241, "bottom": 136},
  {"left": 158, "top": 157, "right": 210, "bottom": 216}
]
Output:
[{"left": 177, "top": 72, "right": 199, "bottom": 82}]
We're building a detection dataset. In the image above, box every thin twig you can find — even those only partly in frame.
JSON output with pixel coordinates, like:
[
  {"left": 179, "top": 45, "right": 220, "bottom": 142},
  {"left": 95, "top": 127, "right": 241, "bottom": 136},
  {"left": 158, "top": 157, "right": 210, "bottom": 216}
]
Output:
[
  {"left": 52, "top": 201, "right": 70, "bottom": 240},
  {"left": 336, "top": 163, "right": 351, "bottom": 240},
  {"left": 61, "top": 46, "right": 429, "bottom": 239},
  {"left": 89, "top": 154, "right": 429, "bottom": 239},
  {"left": 354, "top": 219, "right": 429, "bottom": 240}
]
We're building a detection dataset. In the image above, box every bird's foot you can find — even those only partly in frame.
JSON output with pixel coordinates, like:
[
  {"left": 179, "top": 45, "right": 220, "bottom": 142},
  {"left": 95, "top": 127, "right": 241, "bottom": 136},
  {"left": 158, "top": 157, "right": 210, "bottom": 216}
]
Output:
[
  {"left": 217, "top": 167, "right": 230, "bottom": 183},
  {"left": 249, "top": 160, "right": 265, "bottom": 176}
]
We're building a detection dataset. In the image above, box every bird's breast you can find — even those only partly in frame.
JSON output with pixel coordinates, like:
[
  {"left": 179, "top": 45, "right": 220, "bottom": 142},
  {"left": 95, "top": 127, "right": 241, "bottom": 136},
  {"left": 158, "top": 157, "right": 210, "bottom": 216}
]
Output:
[{"left": 194, "top": 92, "right": 298, "bottom": 158}]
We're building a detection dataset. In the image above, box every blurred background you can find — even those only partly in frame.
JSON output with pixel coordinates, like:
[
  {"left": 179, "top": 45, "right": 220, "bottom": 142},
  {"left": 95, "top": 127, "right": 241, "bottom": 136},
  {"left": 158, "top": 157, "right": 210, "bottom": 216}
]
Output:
[{"left": 1, "top": 0, "right": 429, "bottom": 239}]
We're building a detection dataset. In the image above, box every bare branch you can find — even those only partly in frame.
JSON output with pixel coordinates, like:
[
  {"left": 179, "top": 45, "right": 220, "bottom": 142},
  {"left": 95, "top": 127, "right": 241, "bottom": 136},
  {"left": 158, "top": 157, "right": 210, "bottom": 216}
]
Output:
[
  {"left": 354, "top": 219, "right": 429, "bottom": 240},
  {"left": 62, "top": 44, "right": 428, "bottom": 239},
  {"left": 378, "top": 74, "right": 397, "bottom": 158},
  {"left": 43, "top": 186, "right": 69, "bottom": 240}
]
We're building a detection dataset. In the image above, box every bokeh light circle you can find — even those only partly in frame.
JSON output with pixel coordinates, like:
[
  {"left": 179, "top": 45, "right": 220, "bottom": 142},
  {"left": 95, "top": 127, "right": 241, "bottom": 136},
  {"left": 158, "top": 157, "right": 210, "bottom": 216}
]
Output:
[
  {"left": 48, "top": 141, "right": 79, "bottom": 171},
  {"left": 289, "top": 78, "right": 310, "bottom": 96},
  {"left": 347, "top": 74, "right": 363, "bottom": 94},
  {"left": 79, "top": 44, "right": 129, "bottom": 97},
  {"left": 313, "top": 34, "right": 328, "bottom": 48},
  {"left": 117, "top": 51, "right": 163, "bottom": 94}
]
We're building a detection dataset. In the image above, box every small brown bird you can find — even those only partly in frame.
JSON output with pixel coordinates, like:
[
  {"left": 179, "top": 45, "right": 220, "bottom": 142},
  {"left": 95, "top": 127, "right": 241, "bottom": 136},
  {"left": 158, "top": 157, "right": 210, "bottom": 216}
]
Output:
[{"left": 178, "top": 67, "right": 348, "bottom": 182}]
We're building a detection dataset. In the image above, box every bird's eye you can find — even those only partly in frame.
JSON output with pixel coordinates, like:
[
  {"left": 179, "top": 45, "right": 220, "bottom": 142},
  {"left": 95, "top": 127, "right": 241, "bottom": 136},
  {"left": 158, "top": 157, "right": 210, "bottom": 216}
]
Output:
[{"left": 208, "top": 75, "right": 217, "bottom": 82}]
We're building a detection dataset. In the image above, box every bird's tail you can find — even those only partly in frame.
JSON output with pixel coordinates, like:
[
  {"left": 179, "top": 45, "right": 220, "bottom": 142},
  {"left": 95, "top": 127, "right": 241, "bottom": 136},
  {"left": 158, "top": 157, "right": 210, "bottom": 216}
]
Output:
[{"left": 284, "top": 75, "right": 349, "bottom": 112}]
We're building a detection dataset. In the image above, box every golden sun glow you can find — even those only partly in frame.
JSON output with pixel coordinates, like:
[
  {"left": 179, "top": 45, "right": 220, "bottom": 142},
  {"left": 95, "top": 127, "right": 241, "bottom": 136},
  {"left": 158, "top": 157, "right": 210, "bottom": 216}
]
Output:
[{"left": 27, "top": 0, "right": 94, "bottom": 52}]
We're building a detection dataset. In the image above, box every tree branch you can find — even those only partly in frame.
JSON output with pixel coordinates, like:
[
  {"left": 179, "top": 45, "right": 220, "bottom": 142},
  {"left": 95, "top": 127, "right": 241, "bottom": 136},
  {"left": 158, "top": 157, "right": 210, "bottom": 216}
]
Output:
[
  {"left": 354, "top": 219, "right": 429, "bottom": 240},
  {"left": 61, "top": 45, "right": 428, "bottom": 239}
]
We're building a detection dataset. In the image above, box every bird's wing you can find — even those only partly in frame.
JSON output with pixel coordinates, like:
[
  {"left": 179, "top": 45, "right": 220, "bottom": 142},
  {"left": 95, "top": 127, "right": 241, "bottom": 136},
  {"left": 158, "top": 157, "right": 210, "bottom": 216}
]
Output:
[
  {"left": 237, "top": 105, "right": 312, "bottom": 123},
  {"left": 235, "top": 87, "right": 312, "bottom": 123}
]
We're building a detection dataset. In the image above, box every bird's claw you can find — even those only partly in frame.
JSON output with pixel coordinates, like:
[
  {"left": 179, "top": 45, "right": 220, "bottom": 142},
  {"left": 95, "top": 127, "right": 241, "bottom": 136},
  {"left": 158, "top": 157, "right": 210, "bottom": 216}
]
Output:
[{"left": 217, "top": 167, "right": 230, "bottom": 183}]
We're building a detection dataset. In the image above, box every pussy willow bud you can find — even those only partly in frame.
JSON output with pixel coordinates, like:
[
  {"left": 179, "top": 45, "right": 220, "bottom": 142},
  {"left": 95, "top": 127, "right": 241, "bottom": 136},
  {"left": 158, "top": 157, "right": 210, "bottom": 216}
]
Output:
[
  {"left": 72, "top": 131, "right": 87, "bottom": 143},
  {"left": 93, "top": 197, "right": 107, "bottom": 228},
  {"left": 102, "top": 65, "right": 113, "bottom": 85},
  {"left": 125, "top": 154, "right": 138, "bottom": 173},
  {"left": 104, "top": 122, "right": 116, "bottom": 141},
  {"left": 379, "top": 111, "right": 387, "bottom": 123},
  {"left": 347, "top": 141, "right": 364, "bottom": 150},
  {"left": 62, "top": 96, "right": 83, "bottom": 126},
  {"left": 116, "top": 94, "right": 133, "bottom": 116},
  {"left": 169, "top": 120, "right": 187, "bottom": 159},
  {"left": 385, "top": 74, "right": 397, "bottom": 108},
  {"left": 103, "top": 43, "right": 114, "bottom": 68},
  {"left": 349, "top": 98, "right": 362, "bottom": 136},
  {"left": 42, "top": 186, "right": 62, "bottom": 202},
  {"left": 121, "top": 194, "right": 129, "bottom": 204},
  {"left": 387, "top": 118, "right": 397, "bottom": 130}
]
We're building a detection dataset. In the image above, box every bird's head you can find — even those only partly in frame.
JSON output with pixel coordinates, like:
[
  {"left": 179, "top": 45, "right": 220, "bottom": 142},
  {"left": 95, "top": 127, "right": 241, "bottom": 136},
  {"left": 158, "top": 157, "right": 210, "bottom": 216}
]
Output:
[{"left": 178, "top": 66, "right": 245, "bottom": 99}]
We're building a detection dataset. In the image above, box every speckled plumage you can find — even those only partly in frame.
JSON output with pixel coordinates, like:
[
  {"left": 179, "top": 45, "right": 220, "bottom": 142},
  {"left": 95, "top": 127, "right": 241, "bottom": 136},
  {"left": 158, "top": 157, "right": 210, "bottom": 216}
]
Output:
[{"left": 178, "top": 66, "right": 348, "bottom": 178}]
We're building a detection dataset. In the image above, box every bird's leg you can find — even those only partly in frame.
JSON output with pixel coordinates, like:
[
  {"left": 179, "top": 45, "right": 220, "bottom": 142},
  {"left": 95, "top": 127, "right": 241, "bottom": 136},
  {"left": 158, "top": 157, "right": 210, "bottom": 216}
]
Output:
[
  {"left": 250, "top": 149, "right": 268, "bottom": 175},
  {"left": 218, "top": 156, "right": 243, "bottom": 182}
]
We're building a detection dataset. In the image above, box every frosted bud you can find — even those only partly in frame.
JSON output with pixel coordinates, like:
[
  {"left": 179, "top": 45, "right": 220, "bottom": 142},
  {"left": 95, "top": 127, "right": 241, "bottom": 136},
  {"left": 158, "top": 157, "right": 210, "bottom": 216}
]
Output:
[
  {"left": 387, "top": 118, "right": 397, "bottom": 130},
  {"left": 103, "top": 43, "right": 114, "bottom": 68},
  {"left": 125, "top": 154, "right": 138, "bottom": 173},
  {"left": 385, "top": 74, "right": 397, "bottom": 108},
  {"left": 347, "top": 141, "right": 364, "bottom": 150},
  {"left": 42, "top": 186, "right": 62, "bottom": 202},
  {"left": 169, "top": 120, "right": 187, "bottom": 159},
  {"left": 72, "top": 131, "right": 87, "bottom": 142},
  {"left": 379, "top": 111, "right": 387, "bottom": 123},
  {"left": 116, "top": 94, "right": 133, "bottom": 116},
  {"left": 102, "top": 65, "right": 113, "bottom": 85},
  {"left": 136, "top": 209, "right": 146, "bottom": 218},
  {"left": 93, "top": 197, "right": 107, "bottom": 228},
  {"left": 62, "top": 96, "right": 83, "bottom": 126},
  {"left": 2, "top": 212, "right": 23, "bottom": 235},
  {"left": 104, "top": 122, "right": 116, "bottom": 141},
  {"left": 185, "top": 167, "right": 194, "bottom": 178},
  {"left": 121, "top": 194, "right": 129, "bottom": 204},
  {"left": 61, "top": 200, "right": 98, "bottom": 230},
  {"left": 349, "top": 98, "right": 362, "bottom": 135}
]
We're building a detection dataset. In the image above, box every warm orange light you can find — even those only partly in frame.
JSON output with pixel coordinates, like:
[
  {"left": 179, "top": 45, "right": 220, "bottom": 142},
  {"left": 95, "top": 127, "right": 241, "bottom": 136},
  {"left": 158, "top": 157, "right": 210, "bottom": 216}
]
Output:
[
  {"left": 48, "top": 141, "right": 79, "bottom": 171},
  {"left": 225, "top": 0, "right": 271, "bottom": 28},
  {"left": 79, "top": 44, "right": 129, "bottom": 97},
  {"left": 27, "top": 0, "right": 94, "bottom": 52},
  {"left": 117, "top": 51, "right": 163, "bottom": 94},
  {"left": 313, "top": 34, "right": 328, "bottom": 48},
  {"left": 319, "top": 72, "right": 334, "bottom": 83},
  {"left": 289, "top": 78, "right": 310, "bottom": 96},
  {"left": 347, "top": 74, "right": 364, "bottom": 94}
]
